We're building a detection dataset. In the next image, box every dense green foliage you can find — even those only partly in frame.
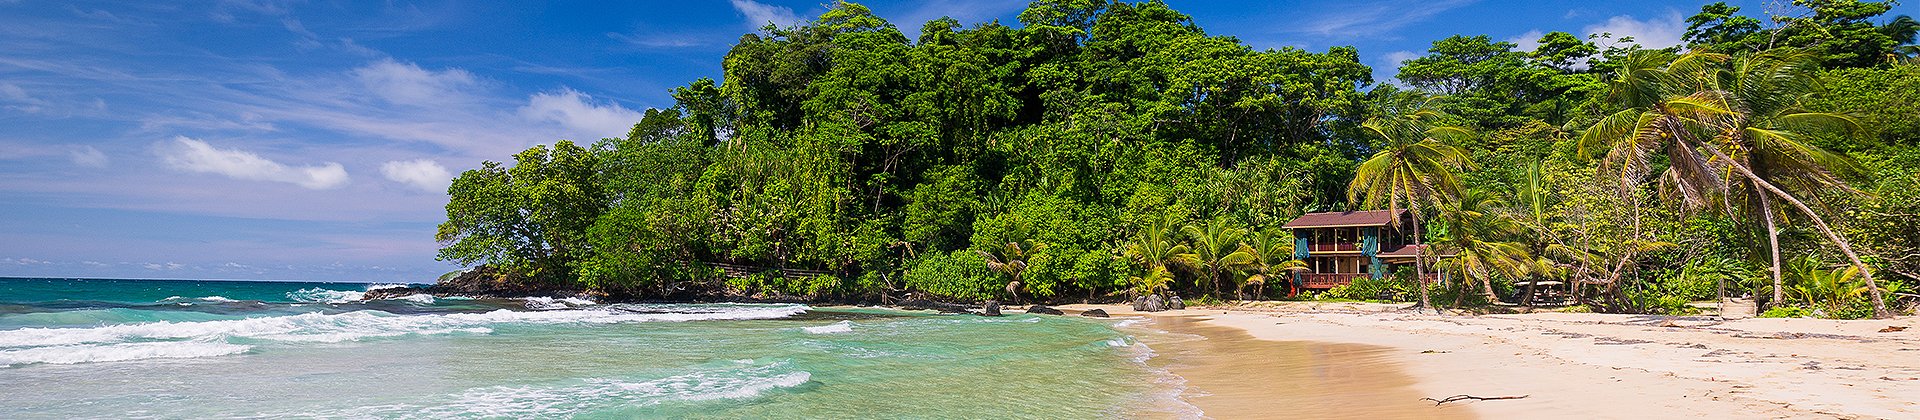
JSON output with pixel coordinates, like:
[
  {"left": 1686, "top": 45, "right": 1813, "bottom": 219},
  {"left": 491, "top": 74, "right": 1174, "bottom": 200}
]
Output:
[{"left": 438, "top": 0, "right": 1919, "bottom": 318}]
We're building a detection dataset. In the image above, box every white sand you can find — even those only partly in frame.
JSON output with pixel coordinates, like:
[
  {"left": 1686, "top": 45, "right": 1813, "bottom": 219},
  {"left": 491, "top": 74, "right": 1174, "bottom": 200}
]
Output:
[{"left": 1061, "top": 302, "right": 1920, "bottom": 419}]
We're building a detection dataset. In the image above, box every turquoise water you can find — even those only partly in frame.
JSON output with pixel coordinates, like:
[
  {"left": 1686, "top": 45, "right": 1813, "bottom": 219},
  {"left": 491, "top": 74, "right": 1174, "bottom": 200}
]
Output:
[{"left": 0, "top": 278, "right": 1188, "bottom": 418}]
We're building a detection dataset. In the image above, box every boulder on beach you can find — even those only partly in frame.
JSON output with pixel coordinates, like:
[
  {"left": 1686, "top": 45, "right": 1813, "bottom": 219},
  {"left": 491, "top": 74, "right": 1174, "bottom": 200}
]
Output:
[
  {"left": 982, "top": 300, "right": 1002, "bottom": 316},
  {"left": 1143, "top": 294, "right": 1166, "bottom": 312},
  {"left": 1169, "top": 295, "right": 1185, "bottom": 310},
  {"left": 1080, "top": 308, "right": 1110, "bottom": 318},
  {"left": 1133, "top": 296, "right": 1147, "bottom": 311},
  {"left": 1026, "top": 305, "right": 1064, "bottom": 315}
]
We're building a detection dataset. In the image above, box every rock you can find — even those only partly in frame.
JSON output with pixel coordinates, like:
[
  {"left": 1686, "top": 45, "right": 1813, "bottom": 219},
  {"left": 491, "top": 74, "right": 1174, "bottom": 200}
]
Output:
[
  {"left": 1169, "top": 295, "right": 1185, "bottom": 310},
  {"left": 1144, "top": 294, "right": 1166, "bottom": 312},
  {"left": 1026, "top": 305, "right": 1064, "bottom": 315},
  {"left": 982, "top": 300, "right": 1002, "bottom": 316},
  {"left": 1081, "top": 308, "right": 1110, "bottom": 318},
  {"left": 361, "top": 286, "right": 424, "bottom": 300},
  {"left": 1132, "top": 296, "right": 1148, "bottom": 311}
]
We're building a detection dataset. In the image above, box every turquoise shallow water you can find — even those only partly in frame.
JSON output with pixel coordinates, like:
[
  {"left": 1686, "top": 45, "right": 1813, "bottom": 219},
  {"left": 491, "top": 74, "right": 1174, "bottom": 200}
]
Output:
[{"left": 0, "top": 278, "right": 1188, "bottom": 419}]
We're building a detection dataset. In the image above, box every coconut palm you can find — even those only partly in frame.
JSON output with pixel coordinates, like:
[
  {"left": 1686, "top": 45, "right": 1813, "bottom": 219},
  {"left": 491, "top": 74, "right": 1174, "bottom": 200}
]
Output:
[
  {"left": 1181, "top": 219, "right": 1257, "bottom": 299},
  {"left": 1432, "top": 188, "right": 1533, "bottom": 305},
  {"left": 978, "top": 240, "right": 1043, "bottom": 305},
  {"left": 1242, "top": 229, "right": 1308, "bottom": 299},
  {"left": 1349, "top": 101, "right": 1475, "bottom": 311},
  {"left": 1124, "top": 213, "right": 1194, "bottom": 297},
  {"left": 1580, "top": 48, "right": 1890, "bottom": 318}
]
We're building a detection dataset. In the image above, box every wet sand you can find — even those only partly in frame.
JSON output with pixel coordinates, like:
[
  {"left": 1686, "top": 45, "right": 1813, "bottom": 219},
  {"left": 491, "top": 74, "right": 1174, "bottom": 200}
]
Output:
[{"left": 1126, "top": 313, "right": 1470, "bottom": 419}]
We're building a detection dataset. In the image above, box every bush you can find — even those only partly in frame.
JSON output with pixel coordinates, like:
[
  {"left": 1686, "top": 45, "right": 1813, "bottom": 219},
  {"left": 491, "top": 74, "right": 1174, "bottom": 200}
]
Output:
[
  {"left": 902, "top": 251, "right": 999, "bottom": 302},
  {"left": 1326, "top": 274, "right": 1415, "bottom": 302},
  {"left": 1759, "top": 306, "right": 1812, "bottom": 318}
]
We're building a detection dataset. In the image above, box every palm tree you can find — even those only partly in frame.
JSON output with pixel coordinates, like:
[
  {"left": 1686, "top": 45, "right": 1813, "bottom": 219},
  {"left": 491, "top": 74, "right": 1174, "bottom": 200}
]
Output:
[
  {"left": 1124, "top": 213, "right": 1193, "bottom": 298},
  {"left": 1581, "top": 48, "right": 1891, "bottom": 318},
  {"left": 979, "top": 240, "right": 1043, "bottom": 305},
  {"left": 1243, "top": 229, "right": 1308, "bottom": 299},
  {"left": 1181, "top": 219, "right": 1257, "bottom": 300},
  {"left": 1349, "top": 102, "right": 1475, "bottom": 311},
  {"left": 1432, "top": 188, "right": 1533, "bottom": 305}
]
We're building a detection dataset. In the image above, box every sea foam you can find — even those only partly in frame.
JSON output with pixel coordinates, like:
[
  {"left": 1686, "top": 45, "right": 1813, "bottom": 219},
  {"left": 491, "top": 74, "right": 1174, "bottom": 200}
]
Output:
[
  {"left": 0, "top": 304, "right": 809, "bottom": 367},
  {"left": 282, "top": 360, "right": 811, "bottom": 418},
  {"left": 802, "top": 320, "right": 853, "bottom": 334}
]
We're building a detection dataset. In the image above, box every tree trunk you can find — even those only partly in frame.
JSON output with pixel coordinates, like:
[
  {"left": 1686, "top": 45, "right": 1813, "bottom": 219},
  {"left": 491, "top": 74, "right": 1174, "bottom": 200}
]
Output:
[
  {"left": 1411, "top": 211, "right": 1433, "bottom": 312},
  {"left": 1757, "top": 181, "right": 1784, "bottom": 308},
  {"left": 1701, "top": 144, "right": 1889, "bottom": 318}
]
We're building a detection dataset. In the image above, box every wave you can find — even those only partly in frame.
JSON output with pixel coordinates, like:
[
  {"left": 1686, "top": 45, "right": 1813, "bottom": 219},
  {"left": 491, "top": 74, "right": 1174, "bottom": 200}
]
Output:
[
  {"left": 285, "top": 288, "right": 364, "bottom": 304},
  {"left": 0, "top": 341, "right": 251, "bottom": 367},
  {"left": 364, "top": 284, "right": 410, "bottom": 291},
  {"left": 0, "top": 304, "right": 809, "bottom": 367},
  {"left": 280, "top": 360, "right": 811, "bottom": 418},
  {"left": 802, "top": 320, "right": 853, "bottom": 334},
  {"left": 524, "top": 296, "right": 595, "bottom": 310}
]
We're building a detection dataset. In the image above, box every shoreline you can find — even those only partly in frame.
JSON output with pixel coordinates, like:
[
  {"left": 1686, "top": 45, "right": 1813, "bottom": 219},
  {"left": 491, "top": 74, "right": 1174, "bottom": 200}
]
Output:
[{"left": 1063, "top": 303, "right": 1920, "bottom": 419}]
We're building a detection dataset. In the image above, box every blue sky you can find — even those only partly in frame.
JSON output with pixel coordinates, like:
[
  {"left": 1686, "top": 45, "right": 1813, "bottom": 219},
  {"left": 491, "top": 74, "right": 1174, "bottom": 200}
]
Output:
[{"left": 3, "top": 0, "right": 1913, "bottom": 282}]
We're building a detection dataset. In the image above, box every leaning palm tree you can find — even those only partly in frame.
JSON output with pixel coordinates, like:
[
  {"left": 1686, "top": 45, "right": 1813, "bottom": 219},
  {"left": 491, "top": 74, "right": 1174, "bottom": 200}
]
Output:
[
  {"left": 979, "top": 240, "right": 1043, "bottom": 305},
  {"left": 1433, "top": 188, "right": 1533, "bottom": 305},
  {"left": 1581, "top": 48, "right": 1891, "bottom": 318},
  {"left": 1182, "top": 219, "right": 1257, "bottom": 299},
  {"left": 1349, "top": 101, "right": 1476, "bottom": 311}
]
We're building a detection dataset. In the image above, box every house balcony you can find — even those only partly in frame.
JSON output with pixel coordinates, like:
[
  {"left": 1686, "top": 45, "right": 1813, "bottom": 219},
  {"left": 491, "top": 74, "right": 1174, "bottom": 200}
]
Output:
[{"left": 1306, "top": 242, "right": 1361, "bottom": 253}]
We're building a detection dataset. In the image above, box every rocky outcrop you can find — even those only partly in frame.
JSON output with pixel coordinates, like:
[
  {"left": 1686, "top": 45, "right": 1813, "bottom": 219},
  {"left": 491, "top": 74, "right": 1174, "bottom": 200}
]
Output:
[
  {"left": 1080, "top": 308, "right": 1110, "bottom": 318},
  {"left": 982, "top": 300, "right": 1002, "bottom": 316},
  {"left": 1133, "top": 296, "right": 1148, "bottom": 311},
  {"left": 1169, "top": 295, "right": 1185, "bottom": 310},
  {"left": 1143, "top": 294, "right": 1166, "bottom": 312},
  {"left": 1025, "top": 305, "right": 1064, "bottom": 315}
]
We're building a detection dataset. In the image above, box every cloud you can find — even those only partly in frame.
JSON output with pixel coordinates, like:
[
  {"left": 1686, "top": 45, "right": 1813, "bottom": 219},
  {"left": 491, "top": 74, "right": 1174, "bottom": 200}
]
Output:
[
  {"left": 1583, "top": 12, "right": 1686, "bottom": 50},
  {"left": 607, "top": 31, "right": 707, "bottom": 48},
  {"left": 731, "top": 0, "right": 800, "bottom": 29},
  {"left": 143, "top": 262, "right": 185, "bottom": 270},
  {"left": 158, "top": 136, "right": 350, "bottom": 190},
  {"left": 1506, "top": 30, "right": 1544, "bottom": 52},
  {"left": 519, "top": 89, "right": 643, "bottom": 140},
  {"left": 1285, "top": 0, "right": 1478, "bottom": 38},
  {"left": 381, "top": 159, "right": 452, "bottom": 192},
  {"left": 0, "top": 82, "right": 47, "bottom": 113},
  {"left": 351, "top": 59, "right": 480, "bottom": 107},
  {"left": 69, "top": 145, "right": 109, "bottom": 168}
]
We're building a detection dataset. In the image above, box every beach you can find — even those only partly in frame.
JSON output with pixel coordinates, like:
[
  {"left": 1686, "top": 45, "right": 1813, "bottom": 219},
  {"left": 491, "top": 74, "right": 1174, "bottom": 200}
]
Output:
[{"left": 1066, "top": 303, "right": 1920, "bottom": 419}]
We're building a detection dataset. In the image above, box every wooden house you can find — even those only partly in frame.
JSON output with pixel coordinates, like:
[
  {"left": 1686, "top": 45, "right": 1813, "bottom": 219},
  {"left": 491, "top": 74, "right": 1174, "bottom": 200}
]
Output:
[{"left": 1282, "top": 210, "right": 1443, "bottom": 290}]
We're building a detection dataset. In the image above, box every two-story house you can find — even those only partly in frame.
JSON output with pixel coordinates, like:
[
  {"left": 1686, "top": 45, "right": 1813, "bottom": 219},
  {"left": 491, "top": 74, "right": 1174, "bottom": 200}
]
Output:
[{"left": 1282, "top": 210, "right": 1442, "bottom": 291}]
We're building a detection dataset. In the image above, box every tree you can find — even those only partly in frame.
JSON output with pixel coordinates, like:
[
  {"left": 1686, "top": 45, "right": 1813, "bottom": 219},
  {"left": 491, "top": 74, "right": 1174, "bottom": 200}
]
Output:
[
  {"left": 979, "top": 239, "right": 1044, "bottom": 305},
  {"left": 1581, "top": 49, "right": 1891, "bottom": 318},
  {"left": 437, "top": 140, "right": 609, "bottom": 282},
  {"left": 1349, "top": 102, "right": 1476, "bottom": 310},
  {"left": 1181, "top": 219, "right": 1256, "bottom": 299},
  {"left": 1433, "top": 188, "right": 1533, "bottom": 304},
  {"left": 1124, "top": 213, "right": 1194, "bottom": 298},
  {"left": 1243, "top": 229, "right": 1307, "bottom": 299}
]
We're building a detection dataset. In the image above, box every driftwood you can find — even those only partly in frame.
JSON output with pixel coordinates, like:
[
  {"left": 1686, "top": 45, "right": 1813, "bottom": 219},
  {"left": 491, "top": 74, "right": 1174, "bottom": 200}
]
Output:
[{"left": 1422, "top": 394, "right": 1530, "bottom": 406}]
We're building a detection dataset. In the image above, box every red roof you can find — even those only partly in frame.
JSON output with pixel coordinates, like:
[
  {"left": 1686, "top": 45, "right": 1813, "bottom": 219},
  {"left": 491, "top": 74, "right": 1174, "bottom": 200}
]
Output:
[{"left": 1282, "top": 210, "right": 1407, "bottom": 229}]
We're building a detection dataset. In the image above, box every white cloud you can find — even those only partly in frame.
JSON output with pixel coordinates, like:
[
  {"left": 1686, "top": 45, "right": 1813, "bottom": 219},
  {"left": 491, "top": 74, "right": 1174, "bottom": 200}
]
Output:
[
  {"left": 1506, "top": 30, "right": 1544, "bottom": 53},
  {"left": 731, "top": 0, "right": 800, "bottom": 29},
  {"left": 69, "top": 145, "right": 109, "bottom": 168},
  {"left": 607, "top": 31, "right": 706, "bottom": 48},
  {"left": 1, "top": 82, "right": 47, "bottom": 113},
  {"left": 1380, "top": 50, "right": 1421, "bottom": 70},
  {"left": 519, "top": 89, "right": 643, "bottom": 140},
  {"left": 381, "top": 159, "right": 452, "bottom": 193},
  {"left": 1287, "top": 0, "right": 1478, "bottom": 38},
  {"left": 351, "top": 59, "right": 480, "bottom": 107},
  {"left": 1583, "top": 12, "right": 1686, "bottom": 50},
  {"left": 143, "top": 262, "right": 185, "bottom": 270},
  {"left": 158, "top": 136, "right": 350, "bottom": 190}
]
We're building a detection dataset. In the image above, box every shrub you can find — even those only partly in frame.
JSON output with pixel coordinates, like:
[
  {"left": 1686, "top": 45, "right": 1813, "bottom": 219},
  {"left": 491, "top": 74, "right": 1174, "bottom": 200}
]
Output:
[
  {"left": 1759, "top": 306, "right": 1812, "bottom": 318},
  {"left": 902, "top": 250, "right": 998, "bottom": 302}
]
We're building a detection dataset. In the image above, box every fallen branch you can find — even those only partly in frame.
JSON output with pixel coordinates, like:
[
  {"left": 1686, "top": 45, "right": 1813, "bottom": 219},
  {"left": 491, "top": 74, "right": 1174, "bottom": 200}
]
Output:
[{"left": 1422, "top": 394, "right": 1530, "bottom": 406}]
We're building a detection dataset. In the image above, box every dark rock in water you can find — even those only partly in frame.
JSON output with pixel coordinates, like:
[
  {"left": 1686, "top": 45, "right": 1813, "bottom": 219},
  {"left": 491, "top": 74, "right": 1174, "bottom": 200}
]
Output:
[
  {"left": 982, "top": 300, "right": 1002, "bottom": 316},
  {"left": 1081, "top": 308, "right": 1110, "bottom": 318},
  {"left": 1143, "top": 294, "right": 1166, "bottom": 312},
  {"left": 1026, "top": 305, "right": 1064, "bottom": 315},
  {"left": 899, "top": 299, "right": 974, "bottom": 314},
  {"left": 361, "top": 286, "right": 424, "bottom": 301},
  {"left": 1133, "top": 296, "right": 1148, "bottom": 311},
  {"left": 1169, "top": 295, "right": 1185, "bottom": 310}
]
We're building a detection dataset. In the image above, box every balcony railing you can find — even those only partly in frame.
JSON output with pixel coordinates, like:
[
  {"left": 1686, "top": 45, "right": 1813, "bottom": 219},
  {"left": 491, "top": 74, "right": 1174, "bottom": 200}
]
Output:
[{"left": 1307, "top": 242, "right": 1360, "bottom": 253}]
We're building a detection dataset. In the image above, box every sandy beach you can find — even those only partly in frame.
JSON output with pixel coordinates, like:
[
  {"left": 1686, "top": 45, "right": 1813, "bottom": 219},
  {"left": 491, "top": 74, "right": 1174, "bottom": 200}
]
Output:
[{"left": 1061, "top": 303, "right": 1920, "bottom": 419}]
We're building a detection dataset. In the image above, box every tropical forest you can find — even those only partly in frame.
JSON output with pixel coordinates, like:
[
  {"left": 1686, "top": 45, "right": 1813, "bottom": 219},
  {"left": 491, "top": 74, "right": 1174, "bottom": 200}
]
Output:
[{"left": 433, "top": 0, "right": 1920, "bottom": 319}]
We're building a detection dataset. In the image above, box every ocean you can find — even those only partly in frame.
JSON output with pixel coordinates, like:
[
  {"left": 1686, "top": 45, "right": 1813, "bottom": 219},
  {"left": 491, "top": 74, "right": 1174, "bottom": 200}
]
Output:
[{"left": 0, "top": 277, "right": 1192, "bottom": 419}]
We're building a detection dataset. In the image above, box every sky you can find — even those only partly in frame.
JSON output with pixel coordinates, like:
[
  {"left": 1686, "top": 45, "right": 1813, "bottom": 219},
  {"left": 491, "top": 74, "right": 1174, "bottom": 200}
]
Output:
[{"left": 3, "top": 0, "right": 1914, "bottom": 282}]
